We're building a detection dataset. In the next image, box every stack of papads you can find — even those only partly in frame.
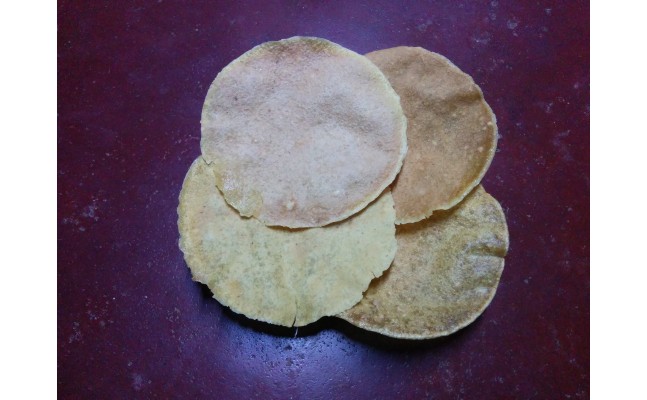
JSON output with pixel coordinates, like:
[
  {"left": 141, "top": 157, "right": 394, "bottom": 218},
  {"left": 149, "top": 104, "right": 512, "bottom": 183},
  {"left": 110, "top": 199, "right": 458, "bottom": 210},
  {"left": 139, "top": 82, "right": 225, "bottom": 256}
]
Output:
[{"left": 177, "top": 38, "right": 510, "bottom": 338}]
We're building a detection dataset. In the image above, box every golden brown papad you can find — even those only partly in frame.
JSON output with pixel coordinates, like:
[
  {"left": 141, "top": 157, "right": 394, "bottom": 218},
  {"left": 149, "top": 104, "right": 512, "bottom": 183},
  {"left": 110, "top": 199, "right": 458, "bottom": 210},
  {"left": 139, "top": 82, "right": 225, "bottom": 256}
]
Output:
[
  {"left": 366, "top": 47, "right": 497, "bottom": 224},
  {"left": 178, "top": 157, "right": 398, "bottom": 327},
  {"left": 338, "top": 186, "right": 509, "bottom": 339},
  {"left": 201, "top": 37, "right": 407, "bottom": 229}
]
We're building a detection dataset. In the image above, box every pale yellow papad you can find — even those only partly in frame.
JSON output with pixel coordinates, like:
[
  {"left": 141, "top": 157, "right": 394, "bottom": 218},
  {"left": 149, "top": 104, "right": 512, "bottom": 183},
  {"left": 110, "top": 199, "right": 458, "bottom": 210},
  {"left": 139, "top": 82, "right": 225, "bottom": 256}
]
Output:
[{"left": 178, "top": 157, "right": 397, "bottom": 327}]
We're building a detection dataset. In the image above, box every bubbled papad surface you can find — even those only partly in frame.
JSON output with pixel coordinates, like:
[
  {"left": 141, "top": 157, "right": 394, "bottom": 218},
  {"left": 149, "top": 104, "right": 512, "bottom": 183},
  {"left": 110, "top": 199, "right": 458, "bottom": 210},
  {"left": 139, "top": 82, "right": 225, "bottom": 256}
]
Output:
[
  {"left": 201, "top": 37, "right": 407, "bottom": 228},
  {"left": 178, "top": 157, "right": 398, "bottom": 327},
  {"left": 366, "top": 47, "right": 497, "bottom": 224},
  {"left": 338, "top": 186, "right": 509, "bottom": 339}
]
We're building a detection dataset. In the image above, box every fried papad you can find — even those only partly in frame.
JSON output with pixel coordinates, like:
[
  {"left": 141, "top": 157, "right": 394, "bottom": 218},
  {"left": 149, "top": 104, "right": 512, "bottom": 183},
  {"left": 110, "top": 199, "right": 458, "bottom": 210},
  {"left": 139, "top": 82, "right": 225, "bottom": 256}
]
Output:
[
  {"left": 339, "top": 185, "right": 509, "bottom": 339},
  {"left": 178, "top": 157, "right": 398, "bottom": 327},
  {"left": 366, "top": 47, "right": 497, "bottom": 224},
  {"left": 201, "top": 37, "right": 407, "bottom": 228}
]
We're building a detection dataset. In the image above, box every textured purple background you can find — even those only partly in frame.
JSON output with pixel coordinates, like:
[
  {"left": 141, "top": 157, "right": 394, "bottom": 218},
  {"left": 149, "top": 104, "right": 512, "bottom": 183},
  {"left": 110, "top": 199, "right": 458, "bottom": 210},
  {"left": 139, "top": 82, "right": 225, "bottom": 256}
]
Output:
[{"left": 58, "top": 1, "right": 589, "bottom": 398}]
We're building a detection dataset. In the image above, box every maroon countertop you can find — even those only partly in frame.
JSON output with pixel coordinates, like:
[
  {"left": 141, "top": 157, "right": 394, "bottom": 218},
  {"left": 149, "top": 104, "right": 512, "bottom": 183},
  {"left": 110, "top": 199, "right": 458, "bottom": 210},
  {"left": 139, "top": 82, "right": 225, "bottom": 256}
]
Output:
[{"left": 58, "top": 1, "right": 589, "bottom": 398}]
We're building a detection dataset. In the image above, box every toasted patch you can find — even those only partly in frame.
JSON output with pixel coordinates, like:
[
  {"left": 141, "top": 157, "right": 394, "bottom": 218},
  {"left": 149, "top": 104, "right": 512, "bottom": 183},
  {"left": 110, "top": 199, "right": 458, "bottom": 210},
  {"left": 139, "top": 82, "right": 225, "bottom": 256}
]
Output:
[
  {"left": 178, "top": 157, "right": 398, "bottom": 327},
  {"left": 366, "top": 47, "right": 497, "bottom": 224},
  {"left": 338, "top": 186, "right": 509, "bottom": 339},
  {"left": 201, "top": 36, "right": 407, "bottom": 228}
]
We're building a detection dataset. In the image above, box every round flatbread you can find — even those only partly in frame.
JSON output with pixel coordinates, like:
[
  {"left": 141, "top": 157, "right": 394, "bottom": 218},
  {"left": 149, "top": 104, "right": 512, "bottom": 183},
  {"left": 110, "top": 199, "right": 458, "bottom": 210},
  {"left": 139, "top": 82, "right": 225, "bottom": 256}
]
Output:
[
  {"left": 338, "top": 186, "right": 509, "bottom": 339},
  {"left": 201, "top": 37, "right": 407, "bottom": 228},
  {"left": 365, "top": 47, "right": 497, "bottom": 224},
  {"left": 178, "top": 157, "right": 398, "bottom": 327}
]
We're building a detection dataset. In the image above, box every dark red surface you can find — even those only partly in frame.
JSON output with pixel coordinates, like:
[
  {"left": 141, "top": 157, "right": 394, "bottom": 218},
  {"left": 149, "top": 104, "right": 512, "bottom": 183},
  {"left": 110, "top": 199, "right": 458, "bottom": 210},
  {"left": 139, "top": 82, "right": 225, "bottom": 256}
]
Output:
[{"left": 58, "top": 1, "right": 589, "bottom": 398}]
